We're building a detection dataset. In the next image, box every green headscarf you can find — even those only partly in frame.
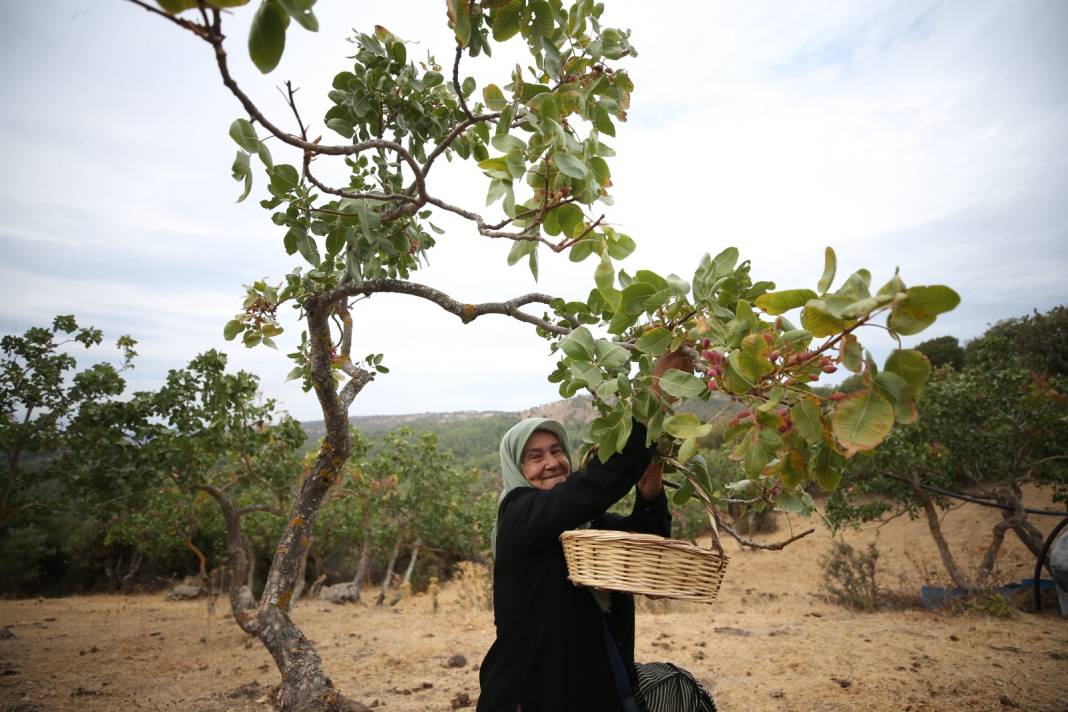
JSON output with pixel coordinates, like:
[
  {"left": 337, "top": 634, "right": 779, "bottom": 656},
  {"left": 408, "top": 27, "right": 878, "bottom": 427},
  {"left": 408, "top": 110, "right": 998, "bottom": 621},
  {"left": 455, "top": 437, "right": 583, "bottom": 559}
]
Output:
[
  {"left": 491, "top": 417, "right": 572, "bottom": 558},
  {"left": 491, "top": 418, "right": 613, "bottom": 611}
]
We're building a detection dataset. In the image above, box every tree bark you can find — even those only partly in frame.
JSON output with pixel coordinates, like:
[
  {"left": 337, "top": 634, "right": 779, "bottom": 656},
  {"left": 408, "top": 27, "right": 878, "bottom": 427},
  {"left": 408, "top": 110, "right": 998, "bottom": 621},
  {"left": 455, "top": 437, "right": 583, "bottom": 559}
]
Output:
[
  {"left": 401, "top": 539, "right": 421, "bottom": 588},
  {"left": 911, "top": 475, "right": 973, "bottom": 591},
  {"left": 120, "top": 551, "right": 143, "bottom": 592},
  {"left": 186, "top": 538, "right": 209, "bottom": 581},
  {"left": 290, "top": 533, "right": 311, "bottom": 611},
  {"left": 390, "top": 539, "right": 421, "bottom": 606},
  {"left": 351, "top": 513, "right": 373, "bottom": 603},
  {"left": 376, "top": 529, "right": 404, "bottom": 607},
  {"left": 245, "top": 537, "right": 257, "bottom": 591}
]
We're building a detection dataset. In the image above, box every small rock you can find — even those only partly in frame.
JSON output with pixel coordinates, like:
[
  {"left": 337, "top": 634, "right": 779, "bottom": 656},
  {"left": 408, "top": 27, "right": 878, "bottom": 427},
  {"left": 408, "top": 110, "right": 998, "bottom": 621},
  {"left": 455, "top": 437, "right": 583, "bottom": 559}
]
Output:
[
  {"left": 770, "top": 690, "right": 785, "bottom": 699},
  {"left": 320, "top": 582, "right": 359, "bottom": 604},
  {"left": 446, "top": 653, "right": 468, "bottom": 668},
  {"left": 999, "top": 695, "right": 1019, "bottom": 708},
  {"left": 451, "top": 691, "right": 473, "bottom": 709},
  {"left": 227, "top": 681, "right": 263, "bottom": 699},
  {"left": 713, "top": 626, "right": 751, "bottom": 637},
  {"left": 831, "top": 677, "right": 852, "bottom": 689},
  {"left": 0, "top": 629, "right": 16, "bottom": 640},
  {"left": 949, "top": 635, "right": 960, "bottom": 641},
  {"left": 0, "top": 662, "right": 18, "bottom": 676},
  {"left": 167, "top": 583, "right": 204, "bottom": 601}
]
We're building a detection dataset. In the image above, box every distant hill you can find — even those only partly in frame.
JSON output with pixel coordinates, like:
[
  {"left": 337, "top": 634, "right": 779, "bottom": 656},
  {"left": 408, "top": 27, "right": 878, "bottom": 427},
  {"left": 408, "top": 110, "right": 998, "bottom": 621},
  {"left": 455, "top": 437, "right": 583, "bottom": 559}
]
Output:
[{"left": 299, "top": 392, "right": 740, "bottom": 474}]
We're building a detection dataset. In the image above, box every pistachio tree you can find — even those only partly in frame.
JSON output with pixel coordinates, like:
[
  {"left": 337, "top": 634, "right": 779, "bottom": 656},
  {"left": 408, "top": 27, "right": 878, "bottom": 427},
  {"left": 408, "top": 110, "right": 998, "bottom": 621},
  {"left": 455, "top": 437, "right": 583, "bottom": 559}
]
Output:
[{"left": 128, "top": 1, "right": 956, "bottom": 709}]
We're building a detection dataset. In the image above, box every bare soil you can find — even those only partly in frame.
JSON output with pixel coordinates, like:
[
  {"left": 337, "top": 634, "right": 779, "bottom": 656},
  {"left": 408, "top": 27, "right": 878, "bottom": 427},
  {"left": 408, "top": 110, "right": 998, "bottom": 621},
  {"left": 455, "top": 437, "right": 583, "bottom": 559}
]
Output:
[{"left": 2, "top": 488, "right": 1066, "bottom": 712}]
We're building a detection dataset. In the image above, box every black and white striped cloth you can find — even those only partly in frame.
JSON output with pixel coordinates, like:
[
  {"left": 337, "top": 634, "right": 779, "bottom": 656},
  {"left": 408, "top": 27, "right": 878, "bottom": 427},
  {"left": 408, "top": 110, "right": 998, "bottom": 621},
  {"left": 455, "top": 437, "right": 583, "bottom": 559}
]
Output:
[{"left": 634, "top": 662, "right": 717, "bottom": 712}]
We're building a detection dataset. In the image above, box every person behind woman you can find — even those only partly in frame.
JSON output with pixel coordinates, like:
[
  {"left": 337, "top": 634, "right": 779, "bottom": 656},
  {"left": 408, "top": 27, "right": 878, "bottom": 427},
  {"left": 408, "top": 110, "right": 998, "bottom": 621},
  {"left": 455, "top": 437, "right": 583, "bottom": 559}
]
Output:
[{"left": 477, "top": 352, "right": 689, "bottom": 712}]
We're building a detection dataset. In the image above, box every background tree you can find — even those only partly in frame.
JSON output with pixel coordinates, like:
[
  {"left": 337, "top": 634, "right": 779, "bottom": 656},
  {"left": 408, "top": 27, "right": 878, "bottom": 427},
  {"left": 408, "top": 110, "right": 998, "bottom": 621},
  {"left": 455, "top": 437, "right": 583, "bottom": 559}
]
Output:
[
  {"left": 916, "top": 335, "right": 965, "bottom": 370},
  {"left": 826, "top": 306, "right": 1068, "bottom": 590},
  {"left": 0, "top": 316, "right": 136, "bottom": 590}
]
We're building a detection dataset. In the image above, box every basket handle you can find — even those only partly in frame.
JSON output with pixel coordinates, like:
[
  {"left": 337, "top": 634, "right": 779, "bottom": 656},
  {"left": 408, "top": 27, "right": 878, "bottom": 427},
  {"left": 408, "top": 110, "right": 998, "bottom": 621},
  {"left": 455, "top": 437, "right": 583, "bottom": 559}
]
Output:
[{"left": 663, "top": 460, "right": 725, "bottom": 556}]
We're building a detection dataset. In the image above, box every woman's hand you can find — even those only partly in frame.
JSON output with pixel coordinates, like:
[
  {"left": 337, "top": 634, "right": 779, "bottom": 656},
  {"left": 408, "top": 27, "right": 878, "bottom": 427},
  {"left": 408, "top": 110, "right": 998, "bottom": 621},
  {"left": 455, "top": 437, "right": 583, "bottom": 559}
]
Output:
[
  {"left": 637, "top": 461, "right": 664, "bottom": 500},
  {"left": 651, "top": 348, "right": 695, "bottom": 402}
]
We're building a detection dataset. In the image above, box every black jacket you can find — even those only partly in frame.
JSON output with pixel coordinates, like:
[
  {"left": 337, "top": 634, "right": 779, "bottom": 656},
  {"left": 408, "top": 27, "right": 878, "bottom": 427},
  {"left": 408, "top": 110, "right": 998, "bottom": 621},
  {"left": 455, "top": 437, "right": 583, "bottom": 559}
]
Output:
[{"left": 477, "top": 422, "right": 671, "bottom": 712}]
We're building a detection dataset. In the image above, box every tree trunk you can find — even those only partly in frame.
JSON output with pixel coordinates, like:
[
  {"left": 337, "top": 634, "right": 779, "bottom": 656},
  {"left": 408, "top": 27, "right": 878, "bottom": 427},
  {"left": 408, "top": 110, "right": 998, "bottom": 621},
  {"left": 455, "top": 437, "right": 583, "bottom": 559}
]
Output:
[
  {"left": 186, "top": 538, "right": 209, "bottom": 581},
  {"left": 120, "top": 551, "right": 143, "bottom": 592},
  {"left": 375, "top": 530, "right": 404, "bottom": 607},
  {"left": 390, "top": 539, "right": 421, "bottom": 606},
  {"left": 911, "top": 475, "right": 973, "bottom": 591},
  {"left": 401, "top": 539, "right": 421, "bottom": 587},
  {"left": 290, "top": 534, "right": 311, "bottom": 612},
  {"left": 351, "top": 514, "right": 373, "bottom": 602},
  {"left": 245, "top": 537, "right": 257, "bottom": 591},
  {"left": 238, "top": 298, "right": 371, "bottom": 712},
  {"left": 198, "top": 486, "right": 258, "bottom": 633}
]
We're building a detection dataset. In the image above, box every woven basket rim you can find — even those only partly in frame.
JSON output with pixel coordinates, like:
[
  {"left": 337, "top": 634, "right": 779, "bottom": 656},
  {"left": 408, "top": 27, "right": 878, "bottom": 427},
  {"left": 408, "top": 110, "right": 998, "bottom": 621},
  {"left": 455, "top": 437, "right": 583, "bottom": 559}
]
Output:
[
  {"left": 559, "top": 528, "right": 729, "bottom": 602},
  {"left": 560, "top": 528, "right": 731, "bottom": 560}
]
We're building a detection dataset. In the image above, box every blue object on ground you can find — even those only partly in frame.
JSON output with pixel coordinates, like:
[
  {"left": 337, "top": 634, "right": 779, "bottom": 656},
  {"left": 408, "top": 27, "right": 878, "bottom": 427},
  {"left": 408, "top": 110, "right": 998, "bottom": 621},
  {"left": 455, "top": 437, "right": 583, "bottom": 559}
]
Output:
[{"left": 920, "top": 579, "right": 1057, "bottom": 610}]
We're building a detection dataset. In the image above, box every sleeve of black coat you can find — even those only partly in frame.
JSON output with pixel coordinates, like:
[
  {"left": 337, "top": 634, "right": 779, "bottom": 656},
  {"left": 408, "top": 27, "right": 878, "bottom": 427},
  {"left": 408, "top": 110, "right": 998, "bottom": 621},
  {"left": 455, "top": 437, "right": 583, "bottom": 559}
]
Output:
[
  {"left": 496, "top": 421, "right": 655, "bottom": 553},
  {"left": 594, "top": 486, "right": 671, "bottom": 538}
]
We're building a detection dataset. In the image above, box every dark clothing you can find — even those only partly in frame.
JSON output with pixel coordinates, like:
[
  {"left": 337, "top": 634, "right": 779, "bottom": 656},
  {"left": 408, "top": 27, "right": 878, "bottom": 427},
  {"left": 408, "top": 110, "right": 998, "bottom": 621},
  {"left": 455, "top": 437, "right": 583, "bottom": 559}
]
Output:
[{"left": 477, "top": 422, "right": 672, "bottom": 712}]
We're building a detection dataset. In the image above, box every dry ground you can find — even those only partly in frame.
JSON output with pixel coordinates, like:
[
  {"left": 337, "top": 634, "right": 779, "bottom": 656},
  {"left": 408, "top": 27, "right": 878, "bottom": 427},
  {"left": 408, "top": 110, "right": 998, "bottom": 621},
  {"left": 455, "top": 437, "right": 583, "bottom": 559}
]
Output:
[{"left": 2, "top": 488, "right": 1066, "bottom": 712}]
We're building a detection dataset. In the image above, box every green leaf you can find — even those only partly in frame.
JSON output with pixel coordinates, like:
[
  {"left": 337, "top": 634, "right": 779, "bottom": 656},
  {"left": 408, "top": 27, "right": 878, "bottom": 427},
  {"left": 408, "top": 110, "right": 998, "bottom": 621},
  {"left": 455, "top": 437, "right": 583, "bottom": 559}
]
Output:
[
  {"left": 790, "top": 399, "right": 823, "bottom": 444},
  {"left": 672, "top": 479, "right": 695, "bottom": 506},
  {"left": 634, "top": 327, "right": 672, "bottom": 356},
  {"left": 755, "top": 289, "right": 817, "bottom": 315},
  {"left": 491, "top": 0, "right": 523, "bottom": 41},
  {"left": 554, "top": 204, "right": 584, "bottom": 236},
  {"left": 658, "top": 369, "right": 706, "bottom": 399},
  {"left": 888, "top": 285, "right": 961, "bottom": 335},
  {"left": 297, "top": 234, "right": 320, "bottom": 267},
  {"left": 506, "top": 238, "right": 536, "bottom": 266},
  {"left": 874, "top": 370, "right": 917, "bottom": 425},
  {"left": 737, "top": 333, "right": 774, "bottom": 383},
  {"left": 809, "top": 443, "right": 841, "bottom": 490},
  {"left": 248, "top": 0, "right": 289, "bottom": 74},
  {"left": 223, "top": 319, "right": 244, "bottom": 341},
  {"left": 554, "top": 152, "right": 588, "bottom": 180},
  {"left": 590, "top": 407, "right": 630, "bottom": 462},
  {"left": 801, "top": 299, "right": 845, "bottom": 338},
  {"left": 594, "top": 253, "right": 617, "bottom": 302},
  {"left": 275, "top": 0, "right": 318, "bottom": 31},
  {"left": 569, "top": 361, "right": 602, "bottom": 389},
  {"left": 884, "top": 349, "right": 931, "bottom": 400},
  {"left": 447, "top": 0, "right": 472, "bottom": 46},
  {"left": 483, "top": 84, "right": 508, "bottom": 111},
  {"left": 663, "top": 414, "right": 712, "bottom": 440},
  {"left": 817, "top": 247, "right": 837, "bottom": 294},
  {"left": 268, "top": 164, "right": 300, "bottom": 194},
  {"left": 560, "top": 326, "right": 595, "bottom": 361},
  {"left": 620, "top": 282, "right": 656, "bottom": 316},
  {"left": 594, "top": 340, "right": 630, "bottom": 370},
  {"left": 677, "top": 436, "right": 699, "bottom": 464},
  {"left": 841, "top": 334, "right": 863, "bottom": 373},
  {"left": 831, "top": 388, "right": 895, "bottom": 456},
  {"left": 780, "top": 449, "right": 808, "bottom": 489},
  {"left": 229, "top": 118, "right": 260, "bottom": 152},
  {"left": 490, "top": 133, "right": 525, "bottom": 154},
  {"left": 230, "top": 151, "right": 252, "bottom": 202}
]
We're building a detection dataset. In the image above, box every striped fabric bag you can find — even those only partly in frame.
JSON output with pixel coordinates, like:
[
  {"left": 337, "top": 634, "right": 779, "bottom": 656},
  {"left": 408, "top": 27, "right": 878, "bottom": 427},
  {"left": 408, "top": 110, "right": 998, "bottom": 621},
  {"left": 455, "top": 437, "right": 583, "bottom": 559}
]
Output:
[{"left": 634, "top": 662, "right": 716, "bottom": 712}]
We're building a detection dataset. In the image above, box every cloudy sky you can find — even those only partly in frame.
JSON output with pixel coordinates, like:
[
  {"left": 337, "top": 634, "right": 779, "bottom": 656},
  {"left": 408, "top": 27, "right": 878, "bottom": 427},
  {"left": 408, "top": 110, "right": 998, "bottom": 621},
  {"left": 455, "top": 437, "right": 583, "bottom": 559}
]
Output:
[{"left": 2, "top": 1, "right": 1066, "bottom": 421}]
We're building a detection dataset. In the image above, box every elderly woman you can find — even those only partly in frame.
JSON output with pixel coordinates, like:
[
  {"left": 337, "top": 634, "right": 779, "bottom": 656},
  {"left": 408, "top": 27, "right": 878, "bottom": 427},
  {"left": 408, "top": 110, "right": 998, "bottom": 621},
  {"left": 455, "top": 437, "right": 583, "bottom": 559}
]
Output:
[{"left": 477, "top": 355, "right": 687, "bottom": 712}]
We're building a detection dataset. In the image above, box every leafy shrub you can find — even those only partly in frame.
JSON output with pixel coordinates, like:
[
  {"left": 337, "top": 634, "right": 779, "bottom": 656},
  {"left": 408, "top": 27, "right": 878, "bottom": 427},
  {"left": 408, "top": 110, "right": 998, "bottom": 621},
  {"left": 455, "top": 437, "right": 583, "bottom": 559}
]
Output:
[
  {"left": 820, "top": 539, "right": 880, "bottom": 610},
  {"left": 0, "top": 525, "right": 54, "bottom": 590}
]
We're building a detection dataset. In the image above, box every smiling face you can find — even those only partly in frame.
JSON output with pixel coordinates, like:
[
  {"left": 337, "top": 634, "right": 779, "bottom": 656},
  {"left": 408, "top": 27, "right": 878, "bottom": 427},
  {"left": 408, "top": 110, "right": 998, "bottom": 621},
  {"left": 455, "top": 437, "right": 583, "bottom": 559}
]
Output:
[{"left": 520, "top": 430, "right": 571, "bottom": 491}]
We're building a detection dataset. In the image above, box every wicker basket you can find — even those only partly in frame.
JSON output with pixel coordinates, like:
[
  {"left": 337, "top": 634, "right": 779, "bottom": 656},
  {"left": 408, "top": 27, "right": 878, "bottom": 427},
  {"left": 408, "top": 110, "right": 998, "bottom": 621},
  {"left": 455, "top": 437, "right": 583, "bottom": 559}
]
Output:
[{"left": 560, "top": 528, "right": 728, "bottom": 603}]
